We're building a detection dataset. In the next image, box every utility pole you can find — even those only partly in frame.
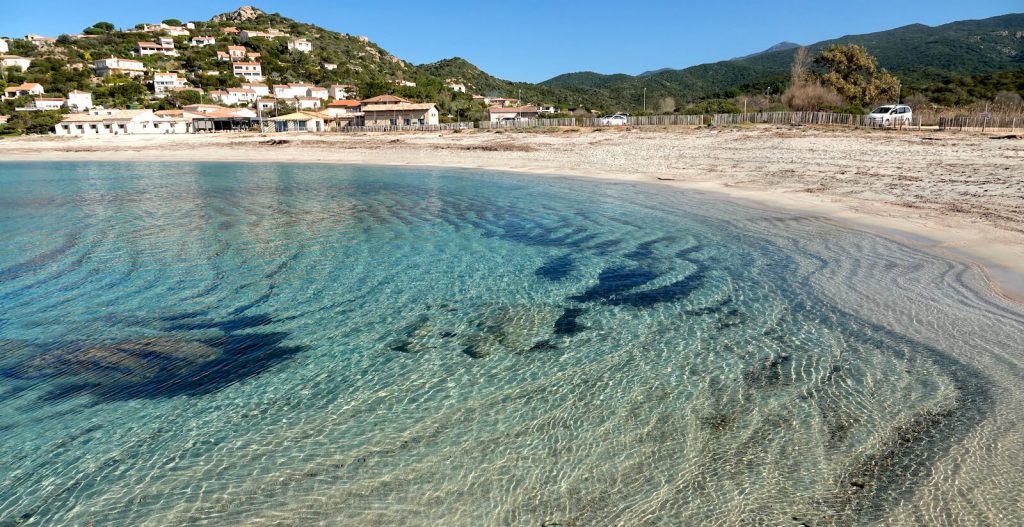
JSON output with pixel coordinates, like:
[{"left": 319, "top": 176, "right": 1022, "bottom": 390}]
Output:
[{"left": 643, "top": 87, "right": 647, "bottom": 114}]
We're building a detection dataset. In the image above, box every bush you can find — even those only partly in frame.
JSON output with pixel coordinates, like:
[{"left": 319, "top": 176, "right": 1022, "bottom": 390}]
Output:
[{"left": 782, "top": 82, "right": 846, "bottom": 111}]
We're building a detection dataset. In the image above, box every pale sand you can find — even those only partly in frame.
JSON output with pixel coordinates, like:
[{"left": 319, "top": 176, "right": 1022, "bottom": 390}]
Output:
[{"left": 2, "top": 125, "right": 1022, "bottom": 299}]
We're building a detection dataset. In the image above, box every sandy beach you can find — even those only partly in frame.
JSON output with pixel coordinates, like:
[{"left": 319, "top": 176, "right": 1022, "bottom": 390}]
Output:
[{"left": 2, "top": 124, "right": 1022, "bottom": 299}]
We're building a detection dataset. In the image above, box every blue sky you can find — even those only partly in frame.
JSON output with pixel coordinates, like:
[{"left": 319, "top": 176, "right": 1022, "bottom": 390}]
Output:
[{"left": 0, "top": 1, "right": 1019, "bottom": 82}]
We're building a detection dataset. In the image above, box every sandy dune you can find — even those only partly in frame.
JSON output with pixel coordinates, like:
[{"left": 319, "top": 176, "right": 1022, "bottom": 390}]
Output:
[{"left": 2, "top": 125, "right": 1022, "bottom": 299}]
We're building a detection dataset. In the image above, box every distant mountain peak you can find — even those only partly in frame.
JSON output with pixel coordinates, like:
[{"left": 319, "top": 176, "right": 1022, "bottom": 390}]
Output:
[
  {"left": 210, "top": 6, "right": 265, "bottom": 23},
  {"left": 733, "top": 41, "right": 802, "bottom": 61}
]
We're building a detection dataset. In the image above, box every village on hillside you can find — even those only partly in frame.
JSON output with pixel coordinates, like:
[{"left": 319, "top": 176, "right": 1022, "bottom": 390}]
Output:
[{"left": 0, "top": 13, "right": 565, "bottom": 136}]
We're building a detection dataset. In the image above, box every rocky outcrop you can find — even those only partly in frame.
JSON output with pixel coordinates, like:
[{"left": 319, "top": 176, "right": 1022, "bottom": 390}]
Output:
[{"left": 211, "top": 5, "right": 265, "bottom": 23}]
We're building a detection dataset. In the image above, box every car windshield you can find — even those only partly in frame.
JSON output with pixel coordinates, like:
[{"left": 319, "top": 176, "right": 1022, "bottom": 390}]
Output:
[{"left": 872, "top": 106, "right": 893, "bottom": 114}]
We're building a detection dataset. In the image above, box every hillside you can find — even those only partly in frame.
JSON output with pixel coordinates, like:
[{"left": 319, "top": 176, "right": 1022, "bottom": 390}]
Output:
[
  {"left": 416, "top": 57, "right": 615, "bottom": 109},
  {"left": 541, "top": 13, "right": 1024, "bottom": 109}
]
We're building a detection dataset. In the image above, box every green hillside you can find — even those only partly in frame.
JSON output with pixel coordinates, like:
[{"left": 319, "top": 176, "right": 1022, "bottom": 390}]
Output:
[
  {"left": 541, "top": 13, "right": 1024, "bottom": 110},
  {"left": 416, "top": 57, "right": 615, "bottom": 109}
]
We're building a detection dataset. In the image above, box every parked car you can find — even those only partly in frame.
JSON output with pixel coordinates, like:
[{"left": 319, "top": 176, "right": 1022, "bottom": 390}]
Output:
[
  {"left": 599, "top": 114, "right": 628, "bottom": 126},
  {"left": 867, "top": 104, "right": 913, "bottom": 127}
]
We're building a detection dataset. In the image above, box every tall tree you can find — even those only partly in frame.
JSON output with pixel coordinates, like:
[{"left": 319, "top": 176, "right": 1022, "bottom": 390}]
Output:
[{"left": 815, "top": 45, "right": 899, "bottom": 107}]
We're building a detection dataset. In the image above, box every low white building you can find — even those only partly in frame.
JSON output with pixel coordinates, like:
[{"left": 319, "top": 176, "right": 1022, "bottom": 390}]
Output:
[
  {"left": 0, "top": 39, "right": 8, "bottom": 53},
  {"left": 95, "top": 57, "right": 145, "bottom": 77},
  {"left": 3, "top": 82, "right": 45, "bottom": 99},
  {"left": 232, "top": 62, "right": 264, "bottom": 82},
  {"left": 190, "top": 36, "right": 216, "bottom": 47},
  {"left": 256, "top": 99, "right": 277, "bottom": 112},
  {"left": 322, "top": 63, "right": 338, "bottom": 71},
  {"left": 67, "top": 90, "right": 93, "bottom": 110},
  {"left": 1, "top": 55, "right": 31, "bottom": 72},
  {"left": 287, "top": 39, "right": 312, "bottom": 53},
  {"left": 295, "top": 97, "right": 322, "bottom": 110},
  {"left": 307, "top": 86, "right": 328, "bottom": 99},
  {"left": 140, "top": 23, "right": 191, "bottom": 36},
  {"left": 153, "top": 72, "right": 188, "bottom": 95},
  {"left": 55, "top": 109, "right": 189, "bottom": 135},
  {"left": 239, "top": 29, "right": 288, "bottom": 42},
  {"left": 446, "top": 81, "right": 467, "bottom": 93},
  {"left": 24, "top": 34, "right": 56, "bottom": 46},
  {"left": 272, "top": 83, "right": 325, "bottom": 99},
  {"left": 392, "top": 79, "right": 416, "bottom": 87},
  {"left": 32, "top": 97, "right": 65, "bottom": 110},
  {"left": 227, "top": 88, "right": 259, "bottom": 105},
  {"left": 241, "top": 83, "right": 270, "bottom": 97}
]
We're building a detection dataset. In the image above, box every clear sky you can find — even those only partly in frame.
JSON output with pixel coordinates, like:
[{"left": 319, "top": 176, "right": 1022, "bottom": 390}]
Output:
[{"left": 0, "top": 1, "right": 1019, "bottom": 82}]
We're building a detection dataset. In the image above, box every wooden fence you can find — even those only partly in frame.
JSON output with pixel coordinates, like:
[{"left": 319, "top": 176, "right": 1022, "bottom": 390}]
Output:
[
  {"left": 938, "top": 115, "right": 1021, "bottom": 133},
  {"left": 334, "top": 112, "right": 1022, "bottom": 134}
]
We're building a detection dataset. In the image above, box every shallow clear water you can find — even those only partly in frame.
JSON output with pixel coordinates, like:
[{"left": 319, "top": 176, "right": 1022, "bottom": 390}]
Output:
[{"left": 0, "top": 162, "right": 1022, "bottom": 526}]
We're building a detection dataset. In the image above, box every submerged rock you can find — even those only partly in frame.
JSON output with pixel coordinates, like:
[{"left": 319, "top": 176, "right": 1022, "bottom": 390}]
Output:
[
  {"left": 11, "top": 337, "right": 220, "bottom": 383},
  {"left": 4, "top": 328, "right": 304, "bottom": 402}
]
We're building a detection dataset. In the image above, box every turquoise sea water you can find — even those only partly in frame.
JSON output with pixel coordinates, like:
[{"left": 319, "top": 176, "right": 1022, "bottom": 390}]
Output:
[{"left": 0, "top": 162, "right": 1022, "bottom": 526}]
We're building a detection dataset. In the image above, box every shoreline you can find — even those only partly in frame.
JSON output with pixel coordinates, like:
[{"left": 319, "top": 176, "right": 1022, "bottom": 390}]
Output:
[{"left": 2, "top": 126, "right": 1022, "bottom": 301}]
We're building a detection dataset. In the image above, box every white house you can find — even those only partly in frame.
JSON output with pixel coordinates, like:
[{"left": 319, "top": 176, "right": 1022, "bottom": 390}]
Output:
[
  {"left": 446, "top": 81, "right": 467, "bottom": 93},
  {"left": 295, "top": 97, "right": 322, "bottom": 110},
  {"left": 239, "top": 29, "right": 288, "bottom": 42},
  {"left": 537, "top": 105, "right": 558, "bottom": 114},
  {"left": 95, "top": 57, "right": 145, "bottom": 77},
  {"left": 140, "top": 23, "right": 191, "bottom": 36},
  {"left": 328, "top": 84, "right": 357, "bottom": 99},
  {"left": 190, "top": 36, "right": 216, "bottom": 47},
  {"left": 256, "top": 98, "right": 277, "bottom": 112},
  {"left": 24, "top": 34, "right": 56, "bottom": 46},
  {"left": 273, "top": 83, "right": 324, "bottom": 99},
  {"left": 32, "top": 98, "right": 65, "bottom": 110},
  {"left": 226, "top": 88, "right": 259, "bottom": 105},
  {"left": 0, "top": 39, "right": 8, "bottom": 54},
  {"left": 392, "top": 79, "right": 416, "bottom": 87},
  {"left": 54, "top": 109, "right": 189, "bottom": 136},
  {"left": 272, "top": 84, "right": 294, "bottom": 98},
  {"left": 307, "top": 86, "right": 328, "bottom": 99},
  {"left": 153, "top": 72, "right": 188, "bottom": 95},
  {"left": 136, "top": 37, "right": 177, "bottom": 57},
  {"left": 3, "top": 82, "right": 45, "bottom": 99},
  {"left": 232, "top": 62, "right": 264, "bottom": 82},
  {"left": 287, "top": 39, "right": 312, "bottom": 53},
  {"left": 1, "top": 55, "right": 31, "bottom": 72},
  {"left": 322, "top": 63, "right": 338, "bottom": 71},
  {"left": 66, "top": 91, "right": 93, "bottom": 110},
  {"left": 227, "top": 46, "right": 247, "bottom": 60},
  {"left": 241, "top": 83, "right": 270, "bottom": 97}
]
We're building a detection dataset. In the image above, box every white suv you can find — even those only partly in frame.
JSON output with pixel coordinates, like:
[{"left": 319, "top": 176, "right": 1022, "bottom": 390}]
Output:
[{"left": 867, "top": 104, "right": 913, "bottom": 127}]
